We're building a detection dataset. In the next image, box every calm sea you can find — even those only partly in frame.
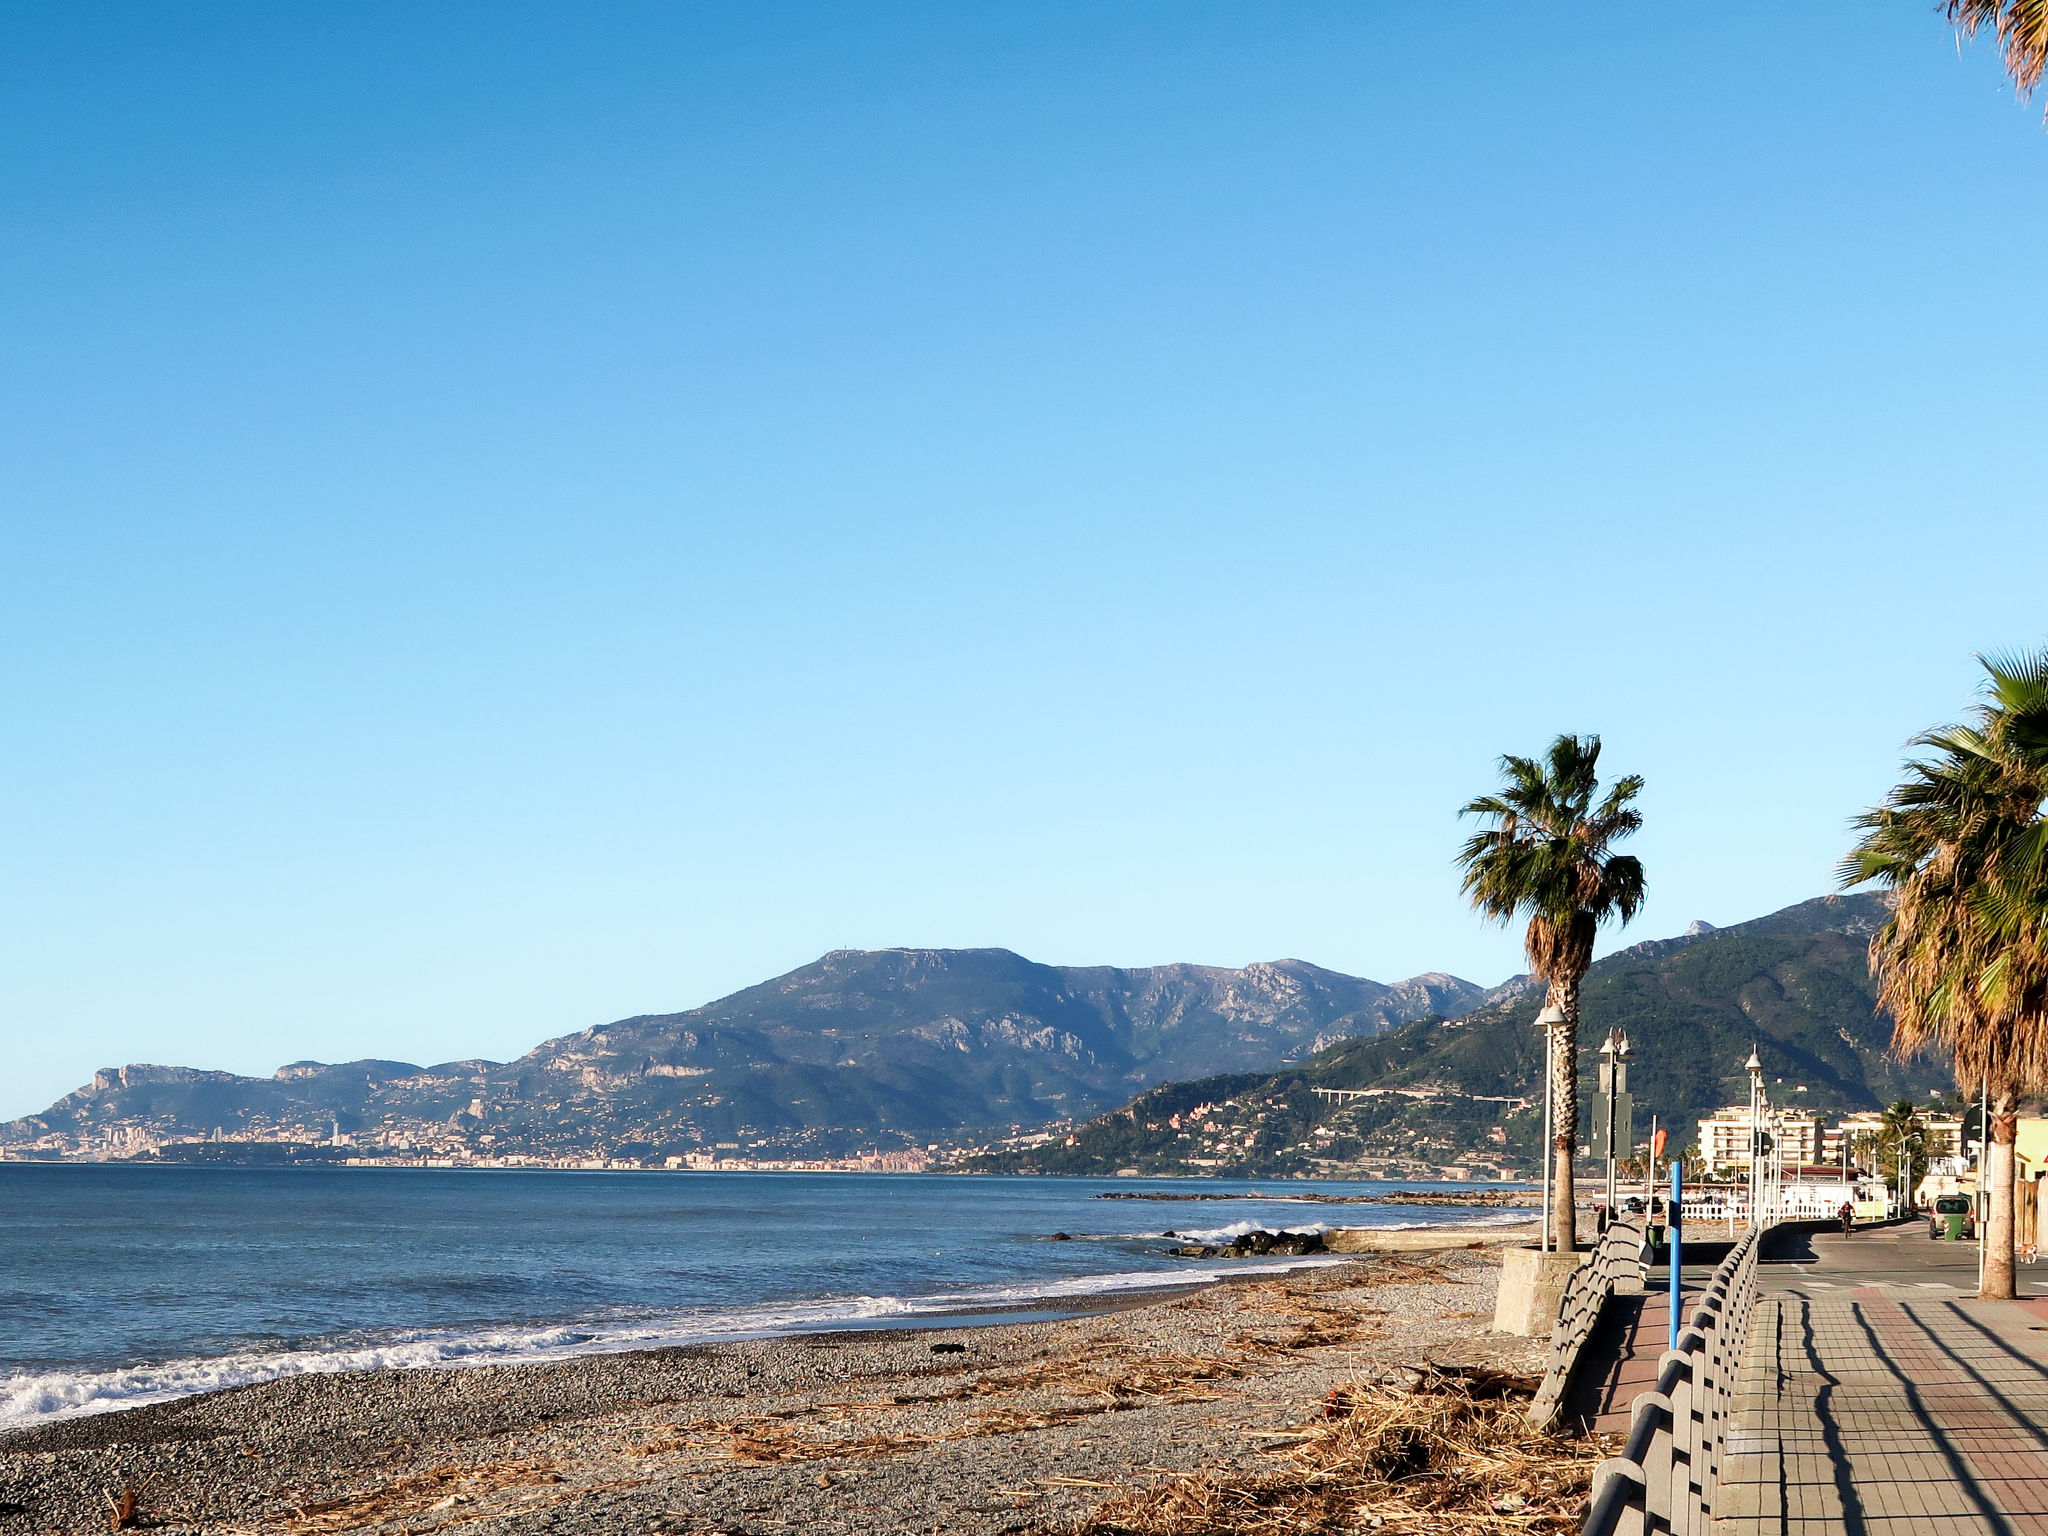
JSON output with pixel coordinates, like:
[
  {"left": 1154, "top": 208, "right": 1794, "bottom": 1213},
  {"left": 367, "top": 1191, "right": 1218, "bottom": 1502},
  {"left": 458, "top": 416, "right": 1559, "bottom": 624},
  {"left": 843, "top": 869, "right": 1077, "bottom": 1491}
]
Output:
[{"left": 0, "top": 1164, "right": 1522, "bottom": 1429}]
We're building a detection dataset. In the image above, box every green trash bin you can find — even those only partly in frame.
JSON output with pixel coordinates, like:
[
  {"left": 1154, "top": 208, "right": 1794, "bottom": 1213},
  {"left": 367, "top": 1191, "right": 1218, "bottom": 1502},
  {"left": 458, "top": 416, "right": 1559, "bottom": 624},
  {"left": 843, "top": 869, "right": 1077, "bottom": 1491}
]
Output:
[{"left": 1929, "top": 1194, "right": 1975, "bottom": 1241}]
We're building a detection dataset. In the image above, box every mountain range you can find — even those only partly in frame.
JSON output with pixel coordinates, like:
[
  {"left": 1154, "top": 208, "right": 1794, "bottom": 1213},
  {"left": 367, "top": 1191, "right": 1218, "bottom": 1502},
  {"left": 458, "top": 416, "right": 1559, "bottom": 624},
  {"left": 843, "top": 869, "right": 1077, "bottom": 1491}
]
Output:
[
  {"left": 1, "top": 948, "right": 1519, "bottom": 1161},
  {"left": 970, "top": 892, "right": 1954, "bottom": 1179},
  {"left": 6, "top": 893, "right": 1942, "bottom": 1170}
]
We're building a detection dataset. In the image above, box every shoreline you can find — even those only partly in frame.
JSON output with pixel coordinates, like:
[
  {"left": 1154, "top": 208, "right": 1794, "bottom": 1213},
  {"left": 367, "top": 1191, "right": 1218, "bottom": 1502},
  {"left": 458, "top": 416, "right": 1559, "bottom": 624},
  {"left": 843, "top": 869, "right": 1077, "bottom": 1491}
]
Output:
[
  {"left": 0, "top": 1234, "right": 1544, "bottom": 1535},
  {"left": 0, "top": 1217, "right": 1537, "bottom": 1438},
  {"left": 0, "top": 1163, "right": 1540, "bottom": 1187},
  {"left": 0, "top": 1259, "right": 1342, "bottom": 1439}
]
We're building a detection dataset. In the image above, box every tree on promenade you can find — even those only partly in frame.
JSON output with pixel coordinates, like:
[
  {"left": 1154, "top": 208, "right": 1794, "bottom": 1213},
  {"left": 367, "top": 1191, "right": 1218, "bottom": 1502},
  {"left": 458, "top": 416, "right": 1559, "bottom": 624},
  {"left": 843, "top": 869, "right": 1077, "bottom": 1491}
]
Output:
[
  {"left": 1457, "top": 734, "right": 1646, "bottom": 1251},
  {"left": 1845, "top": 649, "right": 2048, "bottom": 1300},
  {"left": 1876, "top": 1100, "right": 1929, "bottom": 1194},
  {"left": 1946, "top": 1, "right": 2048, "bottom": 109}
]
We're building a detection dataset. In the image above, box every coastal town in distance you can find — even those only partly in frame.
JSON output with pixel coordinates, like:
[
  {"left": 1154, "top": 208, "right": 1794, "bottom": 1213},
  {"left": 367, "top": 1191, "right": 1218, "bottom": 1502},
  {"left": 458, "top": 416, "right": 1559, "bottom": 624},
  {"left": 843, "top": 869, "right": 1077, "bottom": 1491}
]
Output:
[{"left": 3, "top": 1072, "right": 2014, "bottom": 1202}]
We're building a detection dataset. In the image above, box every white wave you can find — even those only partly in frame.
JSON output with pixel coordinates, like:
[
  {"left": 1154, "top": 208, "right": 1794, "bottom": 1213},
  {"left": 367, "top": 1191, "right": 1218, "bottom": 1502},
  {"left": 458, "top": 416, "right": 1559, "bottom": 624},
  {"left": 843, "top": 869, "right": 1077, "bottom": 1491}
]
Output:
[
  {"left": 1144, "top": 1210, "right": 1531, "bottom": 1243},
  {"left": 0, "top": 1257, "right": 1345, "bottom": 1433},
  {"left": 1160, "top": 1218, "right": 1334, "bottom": 1244}
]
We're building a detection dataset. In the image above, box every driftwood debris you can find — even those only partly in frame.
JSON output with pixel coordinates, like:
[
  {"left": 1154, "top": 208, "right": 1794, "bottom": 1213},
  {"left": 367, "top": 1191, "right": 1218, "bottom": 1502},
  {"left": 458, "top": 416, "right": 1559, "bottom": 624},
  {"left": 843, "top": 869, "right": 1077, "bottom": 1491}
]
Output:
[
  {"left": 1076, "top": 1367, "right": 1600, "bottom": 1535},
  {"left": 104, "top": 1488, "right": 140, "bottom": 1532}
]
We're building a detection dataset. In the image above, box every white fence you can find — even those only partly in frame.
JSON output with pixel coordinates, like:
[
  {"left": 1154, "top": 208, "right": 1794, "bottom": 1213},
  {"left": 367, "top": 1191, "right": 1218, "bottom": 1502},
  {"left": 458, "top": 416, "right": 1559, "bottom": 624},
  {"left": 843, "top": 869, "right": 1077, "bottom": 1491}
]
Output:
[{"left": 1673, "top": 1192, "right": 1889, "bottom": 1227}]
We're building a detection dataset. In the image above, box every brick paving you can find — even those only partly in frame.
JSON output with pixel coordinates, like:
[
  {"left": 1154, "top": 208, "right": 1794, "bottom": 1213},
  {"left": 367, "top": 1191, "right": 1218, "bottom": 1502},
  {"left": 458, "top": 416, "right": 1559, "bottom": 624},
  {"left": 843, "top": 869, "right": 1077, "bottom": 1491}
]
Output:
[
  {"left": 1714, "top": 1230, "right": 2048, "bottom": 1534},
  {"left": 1567, "top": 1285, "right": 1702, "bottom": 1434}
]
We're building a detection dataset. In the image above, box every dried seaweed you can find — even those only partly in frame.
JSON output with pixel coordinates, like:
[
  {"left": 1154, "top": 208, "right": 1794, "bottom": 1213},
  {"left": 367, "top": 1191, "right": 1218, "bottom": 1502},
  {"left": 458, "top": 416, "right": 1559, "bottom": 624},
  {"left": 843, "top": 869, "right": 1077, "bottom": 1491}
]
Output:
[
  {"left": 723, "top": 1404, "right": 1098, "bottom": 1465},
  {"left": 213, "top": 1459, "right": 576, "bottom": 1533},
  {"left": 1073, "top": 1375, "right": 1600, "bottom": 1535},
  {"left": 659, "top": 1352, "right": 1250, "bottom": 1466},
  {"left": 184, "top": 1257, "right": 1519, "bottom": 1532}
]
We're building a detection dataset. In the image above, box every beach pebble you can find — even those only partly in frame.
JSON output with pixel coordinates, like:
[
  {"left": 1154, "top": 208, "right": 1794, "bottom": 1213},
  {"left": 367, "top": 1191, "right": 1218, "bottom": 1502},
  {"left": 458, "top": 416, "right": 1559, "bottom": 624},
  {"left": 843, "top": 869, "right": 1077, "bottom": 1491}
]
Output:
[{"left": 0, "top": 1246, "right": 1544, "bottom": 1536}]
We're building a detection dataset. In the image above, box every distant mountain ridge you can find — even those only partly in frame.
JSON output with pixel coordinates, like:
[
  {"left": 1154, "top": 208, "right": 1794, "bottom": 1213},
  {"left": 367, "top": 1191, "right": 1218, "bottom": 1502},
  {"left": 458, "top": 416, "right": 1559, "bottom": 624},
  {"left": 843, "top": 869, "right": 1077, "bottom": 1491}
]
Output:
[
  {"left": 2, "top": 949, "right": 1502, "bottom": 1160},
  {"left": 971, "top": 893, "right": 1940, "bottom": 1179}
]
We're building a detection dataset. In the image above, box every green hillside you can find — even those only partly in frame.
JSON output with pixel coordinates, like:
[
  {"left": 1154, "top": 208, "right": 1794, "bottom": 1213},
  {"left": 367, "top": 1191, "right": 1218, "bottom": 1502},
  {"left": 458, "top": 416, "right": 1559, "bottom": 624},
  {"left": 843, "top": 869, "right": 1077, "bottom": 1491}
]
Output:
[{"left": 968, "top": 894, "right": 1953, "bottom": 1178}]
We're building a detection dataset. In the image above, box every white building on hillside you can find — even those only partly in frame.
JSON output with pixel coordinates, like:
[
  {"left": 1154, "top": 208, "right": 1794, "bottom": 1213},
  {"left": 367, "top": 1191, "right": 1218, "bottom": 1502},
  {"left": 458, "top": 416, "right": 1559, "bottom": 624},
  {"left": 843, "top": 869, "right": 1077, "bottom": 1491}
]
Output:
[{"left": 1697, "top": 1105, "right": 1823, "bottom": 1173}]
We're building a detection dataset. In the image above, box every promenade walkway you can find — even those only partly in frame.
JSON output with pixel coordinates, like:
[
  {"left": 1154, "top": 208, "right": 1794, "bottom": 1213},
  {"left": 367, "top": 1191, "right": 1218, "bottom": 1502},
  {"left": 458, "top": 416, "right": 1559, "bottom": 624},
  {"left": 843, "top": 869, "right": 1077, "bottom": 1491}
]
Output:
[
  {"left": 1713, "top": 1225, "right": 2048, "bottom": 1535},
  {"left": 1567, "top": 1285, "right": 1700, "bottom": 1433}
]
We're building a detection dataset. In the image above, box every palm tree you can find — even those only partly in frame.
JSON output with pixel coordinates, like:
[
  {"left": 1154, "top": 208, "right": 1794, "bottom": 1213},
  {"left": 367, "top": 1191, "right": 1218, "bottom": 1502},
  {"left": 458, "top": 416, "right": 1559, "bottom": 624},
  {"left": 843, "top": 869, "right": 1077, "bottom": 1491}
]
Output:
[
  {"left": 1946, "top": 2, "right": 2048, "bottom": 110},
  {"left": 1457, "top": 734, "right": 1646, "bottom": 1251},
  {"left": 1677, "top": 1144, "right": 1709, "bottom": 1188},
  {"left": 1876, "top": 1100, "right": 1929, "bottom": 1200},
  {"left": 1845, "top": 649, "right": 2048, "bottom": 1299}
]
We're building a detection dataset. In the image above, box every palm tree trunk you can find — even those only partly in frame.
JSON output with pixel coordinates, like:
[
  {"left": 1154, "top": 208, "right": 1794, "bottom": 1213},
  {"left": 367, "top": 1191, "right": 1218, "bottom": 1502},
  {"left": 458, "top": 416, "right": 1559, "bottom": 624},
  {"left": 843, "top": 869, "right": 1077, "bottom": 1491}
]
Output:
[
  {"left": 1548, "top": 978, "right": 1580, "bottom": 1250},
  {"left": 1986, "top": 1093, "right": 2019, "bottom": 1301}
]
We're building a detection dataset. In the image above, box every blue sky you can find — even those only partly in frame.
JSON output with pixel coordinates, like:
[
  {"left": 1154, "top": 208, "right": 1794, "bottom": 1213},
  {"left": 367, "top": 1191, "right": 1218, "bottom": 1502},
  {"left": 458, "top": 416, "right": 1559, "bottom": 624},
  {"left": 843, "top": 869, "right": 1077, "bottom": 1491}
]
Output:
[{"left": 3, "top": 3, "right": 2044, "bottom": 1119}]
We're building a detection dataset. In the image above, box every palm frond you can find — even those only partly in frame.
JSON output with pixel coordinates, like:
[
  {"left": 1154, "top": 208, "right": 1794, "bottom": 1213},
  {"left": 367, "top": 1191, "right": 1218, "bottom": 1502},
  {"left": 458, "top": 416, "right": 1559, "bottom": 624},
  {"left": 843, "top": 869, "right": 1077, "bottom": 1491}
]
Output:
[
  {"left": 1845, "top": 642, "right": 2048, "bottom": 1094},
  {"left": 1983, "top": 646, "right": 2048, "bottom": 697},
  {"left": 1947, "top": 0, "right": 2048, "bottom": 103},
  {"left": 1453, "top": 733, "right": 1645, "bottom": 982}
]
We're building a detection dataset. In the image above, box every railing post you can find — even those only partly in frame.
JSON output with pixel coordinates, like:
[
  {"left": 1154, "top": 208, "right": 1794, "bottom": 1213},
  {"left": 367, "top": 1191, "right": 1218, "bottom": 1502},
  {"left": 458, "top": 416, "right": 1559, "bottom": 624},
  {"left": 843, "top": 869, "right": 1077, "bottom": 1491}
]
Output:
[
  {"left": 1698, "top": 1320, "right": 1724, "bottom": 1505},
  {"left": 1582, "top": 1229, "right": 1760, "bottom": 1536},
  {"left": 1588, "top": 1458, "right": 1650, "bottom": 1536},
  {"left": 1674, "top": 1371, "right": 1705, "bottom": 1534},
  {"left": 1530, "top": 1218, "right": 1647, "bottom": 1433},
  {"left": 1632, "top": 1389, "right": 1676, "bottom": 1532}
]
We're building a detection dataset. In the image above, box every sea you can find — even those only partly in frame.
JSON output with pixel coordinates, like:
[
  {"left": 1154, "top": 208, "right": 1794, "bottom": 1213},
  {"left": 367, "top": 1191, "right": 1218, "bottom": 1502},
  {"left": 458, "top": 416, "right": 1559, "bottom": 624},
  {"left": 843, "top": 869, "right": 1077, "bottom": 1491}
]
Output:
[{"left": 0, "top": 1163, "right": 1526, "bottom": 1431}]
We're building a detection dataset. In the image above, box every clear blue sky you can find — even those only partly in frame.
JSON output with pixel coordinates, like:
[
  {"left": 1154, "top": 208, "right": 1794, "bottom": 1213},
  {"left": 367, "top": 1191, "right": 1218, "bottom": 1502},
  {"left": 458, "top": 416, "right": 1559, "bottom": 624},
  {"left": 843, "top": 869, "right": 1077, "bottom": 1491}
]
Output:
[{"left": 3, "top": 3, "right": 2044, "bottom": 1119}]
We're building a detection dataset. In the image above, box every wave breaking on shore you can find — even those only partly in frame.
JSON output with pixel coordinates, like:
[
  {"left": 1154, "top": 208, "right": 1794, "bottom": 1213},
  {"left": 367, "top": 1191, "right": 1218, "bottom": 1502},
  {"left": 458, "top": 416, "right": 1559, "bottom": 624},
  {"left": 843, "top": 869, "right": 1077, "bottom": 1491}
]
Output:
[{"left": 0, "top": 1255, "right": 1351, "bottom": 1432}]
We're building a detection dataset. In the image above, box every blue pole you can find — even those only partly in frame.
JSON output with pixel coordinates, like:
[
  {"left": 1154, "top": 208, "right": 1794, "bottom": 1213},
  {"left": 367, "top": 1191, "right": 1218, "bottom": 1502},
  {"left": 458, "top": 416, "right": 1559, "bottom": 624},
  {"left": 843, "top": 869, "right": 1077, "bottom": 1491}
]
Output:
[{"left": 1669, "top": 1161, "right": 1684, "bottom": 1351}]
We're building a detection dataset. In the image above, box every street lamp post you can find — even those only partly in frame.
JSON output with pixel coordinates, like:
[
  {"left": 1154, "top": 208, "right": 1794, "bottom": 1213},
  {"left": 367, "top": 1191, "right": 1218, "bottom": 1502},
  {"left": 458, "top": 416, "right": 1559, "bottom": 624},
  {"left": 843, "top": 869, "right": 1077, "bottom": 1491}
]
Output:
[
  {"left": 1597, "top": 1029, "right": 1632, "bottom": 1217},
  {"left": 1597, "top": 1033, "right": 1613, "bottom": 1222},
  {"left": 1772, "top": 1113, "right": 1783, "bottom": 1220},
  {"left": 1760, "top": 1107, "right": 1771, "bottom": 1226},
  {"left": 1978, "top": 1076, "right": 1989, "bottom": 1295},
  {"left": 1537, "top": 1005, "right": 1565, "bottom": 1253},
  {"left": 1771, "top": 1108, "right": 1785, "bottom": 1222},
  {"left": 1746, "top": 1048, "right": 1766, "bottom": 1234},
  {"left": 1897, "top": 1133, "right": 1905, "bottom": 1219}
]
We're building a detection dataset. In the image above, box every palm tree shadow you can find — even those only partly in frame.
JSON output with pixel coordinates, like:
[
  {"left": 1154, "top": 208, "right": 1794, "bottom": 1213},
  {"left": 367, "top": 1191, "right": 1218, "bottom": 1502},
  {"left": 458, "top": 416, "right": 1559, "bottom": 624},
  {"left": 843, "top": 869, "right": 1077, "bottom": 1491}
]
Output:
[
  {"left": 1841, "top": 1299, "right": 2014, "bottom": 1533},
  {"left": 1788, "top": 1295, "right": 1873, "bottom": 1536}
]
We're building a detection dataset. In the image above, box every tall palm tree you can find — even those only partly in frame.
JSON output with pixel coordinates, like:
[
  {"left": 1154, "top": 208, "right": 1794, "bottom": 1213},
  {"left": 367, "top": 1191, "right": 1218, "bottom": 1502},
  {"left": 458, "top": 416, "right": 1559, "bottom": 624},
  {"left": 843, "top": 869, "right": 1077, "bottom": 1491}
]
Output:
[
  {"left": 1457, "top": 734, "right": 1646, "bottom": 1251},
  {"left": 1845, "top": 649, "right": 2048, "bottom": 1299},
  {"left": 1946, "top": 1, "right": 2048, "bottom": 109},
  {"left": 1877, "top": 1100, "right": 1928, "bottom": 1196}
]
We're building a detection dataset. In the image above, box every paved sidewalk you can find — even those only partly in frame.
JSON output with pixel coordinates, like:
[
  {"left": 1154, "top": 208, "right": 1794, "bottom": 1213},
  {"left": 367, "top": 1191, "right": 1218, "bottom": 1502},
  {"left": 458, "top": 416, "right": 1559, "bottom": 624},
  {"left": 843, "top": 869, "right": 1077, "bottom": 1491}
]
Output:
[
  {"left": 1714, "top": 1229, "right": 2048, "bottom": 1535},
  {"left": 1567, "top": 1285, "right": 1702, "bottom": 1434}
]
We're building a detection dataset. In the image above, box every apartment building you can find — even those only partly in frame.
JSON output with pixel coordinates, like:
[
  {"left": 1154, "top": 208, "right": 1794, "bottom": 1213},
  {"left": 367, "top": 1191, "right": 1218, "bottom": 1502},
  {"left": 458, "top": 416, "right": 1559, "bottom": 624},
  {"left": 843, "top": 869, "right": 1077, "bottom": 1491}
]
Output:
[{"left": 1697, "top": 1105, "right": 1825, "bottom": 1173}]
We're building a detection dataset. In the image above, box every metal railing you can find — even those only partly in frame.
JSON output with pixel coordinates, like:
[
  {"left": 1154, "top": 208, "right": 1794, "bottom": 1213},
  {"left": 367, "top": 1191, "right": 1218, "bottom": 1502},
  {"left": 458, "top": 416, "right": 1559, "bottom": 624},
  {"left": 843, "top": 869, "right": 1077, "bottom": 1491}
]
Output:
[
  {"left": 1580, "top": 1229, "right": 1762, "bottom": 1536},
  {"left": 1527, "top": 1217, "right": 1648, "bottom": 1431}
]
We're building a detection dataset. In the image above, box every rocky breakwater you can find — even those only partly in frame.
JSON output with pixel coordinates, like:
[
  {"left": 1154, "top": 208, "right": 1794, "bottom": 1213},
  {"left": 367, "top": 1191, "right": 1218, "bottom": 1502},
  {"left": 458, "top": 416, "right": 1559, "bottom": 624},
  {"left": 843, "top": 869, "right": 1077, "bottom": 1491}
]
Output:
[
  {"left": 1095, "top": 1189, "right": 1537, "bottom": 1207},
  {"left": 1170, "top": 1228, "right": 1327, "bottom": 1259}
]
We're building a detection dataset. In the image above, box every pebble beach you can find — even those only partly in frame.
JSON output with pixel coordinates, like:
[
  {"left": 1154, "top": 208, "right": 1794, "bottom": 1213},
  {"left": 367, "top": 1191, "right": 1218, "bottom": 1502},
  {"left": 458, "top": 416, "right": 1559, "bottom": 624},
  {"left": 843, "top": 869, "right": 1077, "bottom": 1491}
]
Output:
[{"left": 0, "top": 1230, "right": 1548, "bottom": 1535}]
